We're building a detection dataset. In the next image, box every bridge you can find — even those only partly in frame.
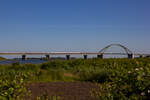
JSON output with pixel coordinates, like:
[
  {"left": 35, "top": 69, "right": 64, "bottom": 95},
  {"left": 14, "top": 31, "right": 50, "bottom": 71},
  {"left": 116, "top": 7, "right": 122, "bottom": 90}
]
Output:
[{"left": 0, "top": 44, "right": 150, "bottom": 60}]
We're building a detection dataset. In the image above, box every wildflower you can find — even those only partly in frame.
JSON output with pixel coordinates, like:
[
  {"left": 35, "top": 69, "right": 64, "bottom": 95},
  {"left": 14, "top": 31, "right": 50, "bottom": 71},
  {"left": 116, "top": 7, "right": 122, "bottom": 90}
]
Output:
[
  {"left": 148, "top": 90, "right": 150, "bottom": 94},
  {"left": 128, "top": 71, "right": 131, "bottom": 74},
  {"left": 135, "top": 68, "right": 139, "bottom": 71},
  {"left": 108, "top": 84, "right": 112, "bottom": 88},
  {"left": 141, "top": 92, "right": 145, "bottom": 96}
]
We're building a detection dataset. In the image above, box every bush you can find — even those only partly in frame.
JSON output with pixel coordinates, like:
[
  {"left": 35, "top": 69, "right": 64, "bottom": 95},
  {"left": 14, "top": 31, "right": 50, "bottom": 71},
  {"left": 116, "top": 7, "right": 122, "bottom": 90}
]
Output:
[
  {"left": 0, "top": 75, "right": 30, "bottom": 100},
  {"left": 79, "top": 68, "right": 110, "bottom": 83},
  {"left": 94, "top": 61, "right": 150, "bottom": 100}
]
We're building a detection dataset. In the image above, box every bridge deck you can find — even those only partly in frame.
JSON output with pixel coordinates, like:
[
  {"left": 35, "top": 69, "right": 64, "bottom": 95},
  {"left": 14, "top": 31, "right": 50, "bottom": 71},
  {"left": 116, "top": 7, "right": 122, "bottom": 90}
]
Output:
[{"left": 0, "top": 52, "right": 149, "bottom": 56}]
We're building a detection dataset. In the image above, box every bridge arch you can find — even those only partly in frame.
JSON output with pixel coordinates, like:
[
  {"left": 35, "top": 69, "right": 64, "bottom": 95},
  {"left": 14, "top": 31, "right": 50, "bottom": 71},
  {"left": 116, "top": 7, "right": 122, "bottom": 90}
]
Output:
[{"left": 99, "top": 44, "right": 133, "bottom": 56}]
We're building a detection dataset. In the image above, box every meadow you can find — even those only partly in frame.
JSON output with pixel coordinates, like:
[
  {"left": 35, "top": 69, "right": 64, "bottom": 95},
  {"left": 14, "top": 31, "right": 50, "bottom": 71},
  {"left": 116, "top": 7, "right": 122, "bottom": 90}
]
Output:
[{"left": 0, "top": 58, "right": 150, "bottom": 100}]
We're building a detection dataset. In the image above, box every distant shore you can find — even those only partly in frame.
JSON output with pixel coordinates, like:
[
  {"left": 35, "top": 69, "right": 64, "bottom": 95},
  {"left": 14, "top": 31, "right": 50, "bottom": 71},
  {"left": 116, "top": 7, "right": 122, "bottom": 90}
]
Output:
[{"left": 0, "top": 56, "right": 6, "bottom": 60}]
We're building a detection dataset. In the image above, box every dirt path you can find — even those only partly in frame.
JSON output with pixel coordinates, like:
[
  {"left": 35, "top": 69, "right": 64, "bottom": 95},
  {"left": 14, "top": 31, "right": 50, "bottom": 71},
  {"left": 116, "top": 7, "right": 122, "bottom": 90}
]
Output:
[{"left": 27, "top": 82, "right": 99, "bottom": 100}]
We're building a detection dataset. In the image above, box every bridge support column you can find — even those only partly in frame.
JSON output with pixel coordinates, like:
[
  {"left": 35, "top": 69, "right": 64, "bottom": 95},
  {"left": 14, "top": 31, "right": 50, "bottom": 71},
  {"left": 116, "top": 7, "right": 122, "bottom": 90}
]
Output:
[
  {"left": 83, "top": 55, "right": 88, "bottom": 60},
  {"left": 45, "top": 55, "right": 50, "bottom": 60},
  {"left": 97, "top": 54, "right": 104, "bottom": 59},
  {"left": 128, "top": 54, "right": 134, "bottom": 59},
  {"left": 66, "top": 55, "right": 70, "bottom": 60},
  {"left": 22, "top": 55, "right": 26, "bottom": 60},
  {"left": 140, "top": 55, "right": 144, "bottom": 58}
]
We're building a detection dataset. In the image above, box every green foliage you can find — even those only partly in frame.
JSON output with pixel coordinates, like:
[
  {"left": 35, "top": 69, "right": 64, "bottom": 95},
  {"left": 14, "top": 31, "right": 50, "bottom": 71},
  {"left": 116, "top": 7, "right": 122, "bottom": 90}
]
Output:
[
  {"left": 37, "top": 96, "right": 61, "bottom": 100},
  {"left": 78, "top": 68, "right": 110, "bottom": 83},
  {"left": 0, "top": 58, "right": 150, "bottom": 99},
  {"left": 91, "top": 58, "right": 150, "bottom": 100},
  {"left": 0, "top": 75, "right": 30, "bottom": 100},
  {"left": 37, "top": 91, "right": 61, "bottom": 100}
]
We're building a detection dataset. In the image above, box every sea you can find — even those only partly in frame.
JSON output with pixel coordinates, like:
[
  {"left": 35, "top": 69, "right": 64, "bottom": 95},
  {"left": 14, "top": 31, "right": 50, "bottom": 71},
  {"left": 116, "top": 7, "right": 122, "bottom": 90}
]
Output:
[{"left": 0, "top": 59, "right": 47, "bottom": 65}]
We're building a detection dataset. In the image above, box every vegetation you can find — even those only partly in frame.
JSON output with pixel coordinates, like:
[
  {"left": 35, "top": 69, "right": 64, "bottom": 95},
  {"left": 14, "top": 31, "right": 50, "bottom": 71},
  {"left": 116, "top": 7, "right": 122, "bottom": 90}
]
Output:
[
  {"left": 0, "top": 56, "right": 6, "bottom": 60},
  {"left": 0, "top": 74, "right": 29, "bottom": 100},
  {"left": 0, "top": 58, "right": 150, "bottom": 99}
]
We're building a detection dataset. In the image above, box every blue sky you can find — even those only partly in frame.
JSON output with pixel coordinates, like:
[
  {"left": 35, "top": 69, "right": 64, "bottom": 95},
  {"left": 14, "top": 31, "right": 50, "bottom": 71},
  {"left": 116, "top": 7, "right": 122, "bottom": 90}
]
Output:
[{"left": 0, "top": 0, "right": 150, "bottom": 53}]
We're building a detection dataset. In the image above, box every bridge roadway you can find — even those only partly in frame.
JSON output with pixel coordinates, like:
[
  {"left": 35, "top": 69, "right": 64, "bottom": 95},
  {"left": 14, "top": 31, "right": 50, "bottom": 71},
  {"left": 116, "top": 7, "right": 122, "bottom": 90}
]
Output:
[
  {"left": 0, "top": 52, "right": 149, "bottom": 56},
  {"left": 0, "top": 52, "right": 150, "bottom": 60},
  {"left": 1, "top": 44, "right": 149, "bottom": 59}
]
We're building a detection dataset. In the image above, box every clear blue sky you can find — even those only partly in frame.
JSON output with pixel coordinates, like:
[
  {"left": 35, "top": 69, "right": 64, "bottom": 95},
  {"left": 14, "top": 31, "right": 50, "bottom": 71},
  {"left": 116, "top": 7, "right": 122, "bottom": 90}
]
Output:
[{"left": 0, "top": 0, "right": 150, "bottom": 53}]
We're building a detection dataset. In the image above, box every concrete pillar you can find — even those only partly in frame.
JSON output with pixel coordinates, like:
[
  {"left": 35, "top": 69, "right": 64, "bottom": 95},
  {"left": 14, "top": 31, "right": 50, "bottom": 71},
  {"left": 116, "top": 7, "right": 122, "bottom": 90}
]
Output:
[
  {"left": 66, "top": 55, "right": 70, "bottom": 60},
  {"left": 45, "top": 55, "right": 50, "bottom": 60},
  {"left": 140, "top": 55, "right": 143, "bottom": 58},
  {"left": 128, "top": 54, "right": 134, "bottom": 59},
  {"left": 97, "top": 54, "right": 104, "bottom": 59},
  {"left": 22, "top": 55, "right": 26, "bottom": 60},
  {"left": 83, "top": 55, "right": 88, "bottom": 60}
]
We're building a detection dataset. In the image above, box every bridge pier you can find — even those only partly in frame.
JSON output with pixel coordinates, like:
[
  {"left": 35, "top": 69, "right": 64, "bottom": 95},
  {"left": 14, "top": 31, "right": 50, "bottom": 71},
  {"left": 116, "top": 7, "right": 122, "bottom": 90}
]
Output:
[
  {"left": 22, "top": 55, "right": 26, "bottom": 60},
  {"left": 97, "top": 54, "right": 104, "bottom": 59},
  {"left": 140, "top": 55, "right": 144, "bottom": 58},
  {"left": 128, "top": 54, "right": 134, "bottom": 59},
  {"left": 45, "top": 55, "right": 50, "bottom": 60},
  {"left": 83, "top": 55, "right": 88, "bottom": 60},
  {"left": 66, "top": 55, "right": 70, "bottom": 60}
]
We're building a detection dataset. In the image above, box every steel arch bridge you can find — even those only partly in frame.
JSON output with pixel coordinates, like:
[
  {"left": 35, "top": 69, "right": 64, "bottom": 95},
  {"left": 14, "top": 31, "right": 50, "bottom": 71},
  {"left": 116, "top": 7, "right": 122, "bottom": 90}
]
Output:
[
  {"left": 0, "top": 43, "right": 150, "bottom": 60},
  {"left": 99, "top": 44, "right": 133, "bottom": 55}
]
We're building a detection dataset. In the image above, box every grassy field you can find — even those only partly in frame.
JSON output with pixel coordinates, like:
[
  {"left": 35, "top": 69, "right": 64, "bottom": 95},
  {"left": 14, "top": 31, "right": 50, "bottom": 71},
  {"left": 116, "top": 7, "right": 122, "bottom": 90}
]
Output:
[{"left": 0, "top": 58, "right": 150, "bottom": 100}]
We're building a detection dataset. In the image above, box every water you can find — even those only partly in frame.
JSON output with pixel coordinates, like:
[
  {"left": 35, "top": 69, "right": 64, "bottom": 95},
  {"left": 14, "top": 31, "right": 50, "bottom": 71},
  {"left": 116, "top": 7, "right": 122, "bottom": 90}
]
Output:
[{"left": 0, "top": 59, "right": 47, "bottom": 65}]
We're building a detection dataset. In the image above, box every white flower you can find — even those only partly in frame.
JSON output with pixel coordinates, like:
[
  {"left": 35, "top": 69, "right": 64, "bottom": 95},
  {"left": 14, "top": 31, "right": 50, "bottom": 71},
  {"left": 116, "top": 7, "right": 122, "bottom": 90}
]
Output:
[
  {"left": 135, "top": 68, "right": 139, "bottom": 71},
  {"left": 148, "top": 90, "right": 150, "bottom": 93},
  {"left": 141, "top": 92, "right": 145, "bottom": 96},
  {"left": 128, "top": 71, "right": 131, "bottom": 74}
]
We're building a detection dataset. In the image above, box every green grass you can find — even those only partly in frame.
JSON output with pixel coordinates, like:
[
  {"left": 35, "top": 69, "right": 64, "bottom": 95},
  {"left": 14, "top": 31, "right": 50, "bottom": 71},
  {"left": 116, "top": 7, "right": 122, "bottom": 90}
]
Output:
[
  {"left": 0, "top": 58, "right": 150, "bottom": 82},
  {"left": 0, "top": 58, "right": 150, "bottom": 99}
]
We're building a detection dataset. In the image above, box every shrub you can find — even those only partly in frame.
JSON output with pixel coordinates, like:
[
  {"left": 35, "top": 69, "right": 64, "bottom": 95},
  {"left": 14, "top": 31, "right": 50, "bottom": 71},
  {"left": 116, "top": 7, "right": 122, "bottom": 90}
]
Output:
[
  {"left": 0, "top": 75, "right": 30, "bottom": 100},
  {"left": 95, "top": 64, "right": 150, "bottom": 100},
  {"left": 79, "top": 68, "right": 110, "bottom": 83}
]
